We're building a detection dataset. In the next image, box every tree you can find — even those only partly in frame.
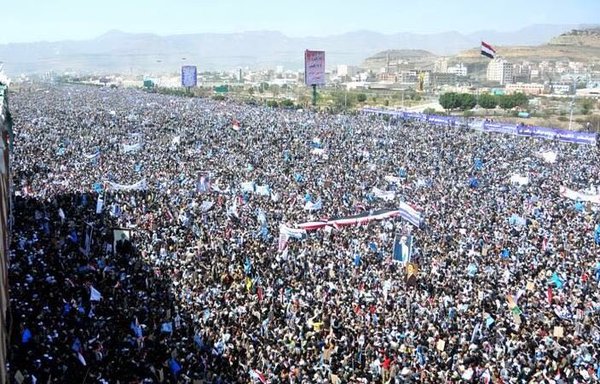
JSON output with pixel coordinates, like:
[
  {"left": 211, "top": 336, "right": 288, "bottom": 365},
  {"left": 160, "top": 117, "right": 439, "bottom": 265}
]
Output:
[
  {"left": 458, "top": 93, "right": 476, "bottom": 111},
  {"left": 439, "top": 92, "right": 460, "bottom": 111},
  {"left": 581, "top": 98, "right": 594, "bottom": 115},
  {"left": 270, "top": 85, "right": 280, "bottom": 97},
  {"left": 357, "top": 93, "right": 367, "bottom": 103},
  {"left": 498, "top": 95, "right": 516, "bottom": 110},
  {"left": 478, "top": 93, "right": 498, "bottom": 109},
  {"left": 331, "top": 91, "right": 356, "bottom": 111},
  {"left": 280, "top": 99, "right": 295, "bottom": 108},
  {"left": 511, "top": 92, "right": 529, "bottom": 108}
]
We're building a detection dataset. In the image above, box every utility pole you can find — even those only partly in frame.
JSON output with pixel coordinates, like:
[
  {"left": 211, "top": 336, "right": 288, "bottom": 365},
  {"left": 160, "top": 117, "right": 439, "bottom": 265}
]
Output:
[{"left": 568, "top": 76, "right": 580, "bottom": 131}]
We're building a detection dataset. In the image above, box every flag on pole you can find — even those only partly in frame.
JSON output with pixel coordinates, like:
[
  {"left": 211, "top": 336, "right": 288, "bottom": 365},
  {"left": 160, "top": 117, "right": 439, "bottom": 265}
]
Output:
[
  {"left": 481, "top": 41, "right": 496, "bottom": 59},
  {"left": 90, "top": 286, "right": 102, "bottom": 301},
  {"left": 278, "top": 231, "right": 289, "bottom": 252},
  {"left": 250, "top": 369, "right": 268, "bottom": 384},
  {"left": 84, "top": 224, "right": 93, "bottom": 257},
  {"left": 77, "top": 352, "right": 87, "bottom": 366}
]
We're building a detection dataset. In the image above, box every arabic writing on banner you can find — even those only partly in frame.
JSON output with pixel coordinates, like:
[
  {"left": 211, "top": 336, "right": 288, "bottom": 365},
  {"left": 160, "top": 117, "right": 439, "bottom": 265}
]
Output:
[
  {"left": 361, "top": 108, "right": 598, "bottom": 146},
  {"left": 304, "top": 50, "right": 326, "bottom": 86}
]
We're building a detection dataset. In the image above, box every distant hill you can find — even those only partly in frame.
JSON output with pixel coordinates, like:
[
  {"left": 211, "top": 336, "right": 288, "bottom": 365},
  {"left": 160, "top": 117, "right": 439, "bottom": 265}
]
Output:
[
  {"left": 549, "top": 27, "right": 600, "bottom": 48},
  {"left": 361, "top": 50, "right": 437, "bottom": 71},
  {"left": 0, "top": 24, "right": 583, "bottom": 75},
  {"left": 454, "top": 27, "right": 600, "bottom": 70}
]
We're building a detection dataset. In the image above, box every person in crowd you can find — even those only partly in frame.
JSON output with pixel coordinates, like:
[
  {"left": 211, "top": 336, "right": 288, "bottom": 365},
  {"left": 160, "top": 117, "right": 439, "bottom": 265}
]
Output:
[{"left": 6, "top": 85, "right": 600, "bottom": 383}]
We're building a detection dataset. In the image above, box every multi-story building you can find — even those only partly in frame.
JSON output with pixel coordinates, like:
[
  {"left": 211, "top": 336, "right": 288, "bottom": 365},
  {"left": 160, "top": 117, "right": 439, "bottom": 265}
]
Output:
[
  {"left": 337, "top": 65, "right": 358, "bottom": 78},
  {"left": 486, "top": 58, "right": 514, "bottom": 85},
  {"left": 434, "top": 58, "right": 448, "bottom": 74},
  {"left": 551, "top": 84, "right": 573, "bottom": 95},
  {"left": 432, "top": 72, "right": 458, "bottom": 87},
  {"left": 447, "top": 63, "right": 468, "bottom": 77},
  {"left": 513, "top": 63, "right": 531, "bottom": 80},
  {"left": 505, "top": 82, "right": 548, "bottom": 95}
]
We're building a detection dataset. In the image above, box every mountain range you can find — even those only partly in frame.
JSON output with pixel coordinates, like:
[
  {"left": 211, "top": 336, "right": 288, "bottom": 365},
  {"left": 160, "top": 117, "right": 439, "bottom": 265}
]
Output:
[{"left": 0, "top": 24, "right": 593, "bottom": 75}]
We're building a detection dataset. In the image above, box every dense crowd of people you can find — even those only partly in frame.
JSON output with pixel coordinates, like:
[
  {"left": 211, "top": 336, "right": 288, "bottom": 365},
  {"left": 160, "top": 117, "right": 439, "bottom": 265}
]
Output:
[{"left": 5, "top": 85, "right": 600, "bottom": 383}]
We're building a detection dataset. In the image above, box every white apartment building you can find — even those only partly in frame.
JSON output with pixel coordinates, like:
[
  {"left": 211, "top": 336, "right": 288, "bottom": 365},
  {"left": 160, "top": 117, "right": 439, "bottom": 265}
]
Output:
[
  {"left": 486, "top": 58, "right": 514, "bottom": 85},
  {"left": 447, "top": 63, "right": 468, "bottom": 76},
  {"left": 337, "top": 65, "right": 358, "bottom": 77},
  {"left": 434, "top": 58, "right": 448, "bottom": 73},
  {"left": 505, "top": 82, "right": 548, "bottom": 95}
]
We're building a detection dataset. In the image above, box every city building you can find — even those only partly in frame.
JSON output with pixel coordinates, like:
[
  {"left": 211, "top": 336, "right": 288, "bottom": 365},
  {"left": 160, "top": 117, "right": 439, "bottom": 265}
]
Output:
[
  {"left": 513, "top": 63, "right": 531, "bottom": 83},
  {"left": 434, "top": 58, "right": 448, "bottom": 74},
  {"left": 337, "top": 65, "right": 358, "bottom": 78},
  {"left": 446, "top": 63, "right": 468, "bottom": 77},
  {"left": 486, "top": 58, "right": 514, "bottom": 85},
  {"left": 505, "top": 82, "right": 548, "bottom": 95},
  {"left": 432, "top": 73, "right": 458, "bottom": 87},
  {"left": 552, "top": 83, "right": 574, "bottom": 95}
]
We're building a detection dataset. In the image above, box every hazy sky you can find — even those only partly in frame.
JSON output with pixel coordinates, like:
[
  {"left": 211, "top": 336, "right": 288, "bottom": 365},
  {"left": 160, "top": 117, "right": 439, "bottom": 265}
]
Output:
[{"left": 1, "top": 0, "right": 599, "bottom": 44}]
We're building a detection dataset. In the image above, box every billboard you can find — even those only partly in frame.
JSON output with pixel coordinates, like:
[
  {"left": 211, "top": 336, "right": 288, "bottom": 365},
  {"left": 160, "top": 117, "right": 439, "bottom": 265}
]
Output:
[
  {"left": 304, "top": 50, "right": 325, "bottom": 86},
  {"left": 181, "top": 65, "right": 197, "bottom": 88}
]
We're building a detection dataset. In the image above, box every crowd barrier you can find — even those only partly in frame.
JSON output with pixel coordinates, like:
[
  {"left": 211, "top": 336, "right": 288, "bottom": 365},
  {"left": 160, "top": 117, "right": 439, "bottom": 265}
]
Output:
[{"left": 361, "top": 107, "right": 598, "bottom": 146}]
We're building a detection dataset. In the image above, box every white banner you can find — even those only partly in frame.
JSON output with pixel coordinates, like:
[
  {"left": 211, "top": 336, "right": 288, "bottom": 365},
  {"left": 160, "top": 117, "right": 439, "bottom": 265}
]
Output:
[
  {"left": 560, "top": 186, "right": 600, "bottom": 204},
  {"left": 106, "top": 179, "right": 148, "bottom": 191},
  {"left": 256, "top": 185, "right": 270, "bottom": 196},
  {"left": 241, "top": 181, "right": 255, "bottom": 193},
  {"left": 372, "top": 187, "right": 396, "bottom": 201},
  {"left": 510, "top": 174, "right": 529, "bottom": 186},
  {"left": 122, "top": 143, "right": 143, "bottom": 154},
  {"left": 83, "top": 151, "right": 100, "bottom": 160},
  {"left": 540, "top": 151, "right": 557, "bottom": 164}
]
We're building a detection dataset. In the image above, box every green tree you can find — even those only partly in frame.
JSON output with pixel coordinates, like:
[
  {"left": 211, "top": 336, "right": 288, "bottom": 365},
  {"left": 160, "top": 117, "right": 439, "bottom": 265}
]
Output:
[
  {"left": 511, "top": 92, "right": 529, "bottom": 108},
  {"left": 423, "top": 107, "right": 436, "bottom": 115},
  {"left": 357, "top": 93, "right": 367, "bottom": 103},
  {"left": 458, "top": 93, "right": 477, "bottom": 111},
  {"left": 581, "top": 98, "right": 594, "bottom": 115},
  {"left": 439, "top": 92, "right": 460, "bottom": 111},
  {"left": 331, "top": 91, "right": 356, "bottom": 111},
  {"left": 478, "top": 93, "right": 498, "bottom": 109},
  {"left": 498, "top": 94, "right": 516, "bottom": 110},
  {"left": 280, "top": 99, "right": 295, "bottom": 108}
]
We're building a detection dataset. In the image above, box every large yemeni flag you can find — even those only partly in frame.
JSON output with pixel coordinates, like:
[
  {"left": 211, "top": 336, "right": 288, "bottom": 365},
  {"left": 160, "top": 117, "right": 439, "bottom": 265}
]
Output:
[{"left": 481, "top": 41, "right": 496, "bottom": 59}]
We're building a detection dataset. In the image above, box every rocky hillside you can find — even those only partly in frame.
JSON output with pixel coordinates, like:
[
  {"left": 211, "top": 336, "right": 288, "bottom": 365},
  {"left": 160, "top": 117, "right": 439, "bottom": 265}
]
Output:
[
  {"left": 455, "top": 27, "right": 600, "bottom": 65},
  {"left": 549, "top": 28, "right": 600, "bottom": 47},
  {"left": 361, "top": 49, "right": 437, "bottom": 71}
]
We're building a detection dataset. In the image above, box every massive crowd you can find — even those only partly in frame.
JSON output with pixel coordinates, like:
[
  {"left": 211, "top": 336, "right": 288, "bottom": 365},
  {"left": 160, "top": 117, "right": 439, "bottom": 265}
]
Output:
[{"left": 6, "top": 85, "right": 600, "bottom": 383}]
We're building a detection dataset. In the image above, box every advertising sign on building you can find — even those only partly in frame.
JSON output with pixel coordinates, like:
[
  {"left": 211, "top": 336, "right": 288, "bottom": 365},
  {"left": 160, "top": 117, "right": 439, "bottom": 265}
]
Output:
[{"left": 304, "top": 50, "right": 325, "bottom": 86}]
